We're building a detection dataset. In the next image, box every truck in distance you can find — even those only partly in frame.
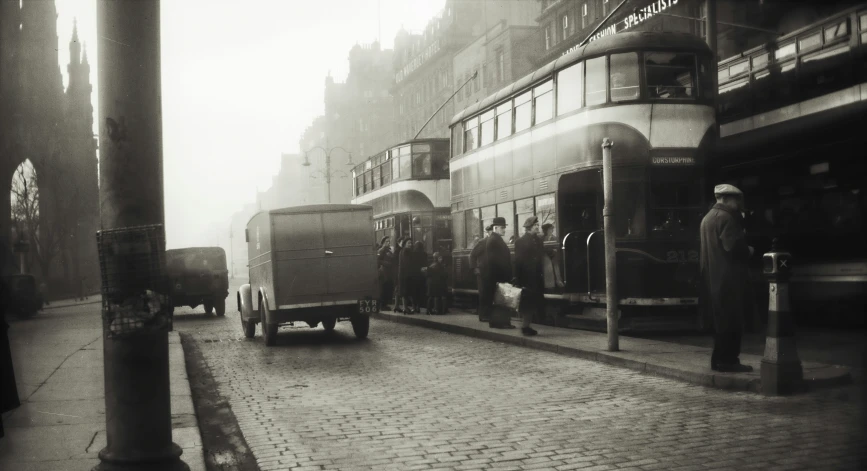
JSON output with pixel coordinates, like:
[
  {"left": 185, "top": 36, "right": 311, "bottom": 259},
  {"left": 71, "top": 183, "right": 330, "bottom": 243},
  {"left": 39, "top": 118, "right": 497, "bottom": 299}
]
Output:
[{"left": 166, "top": 247, "right": 229, "bottom": 316}]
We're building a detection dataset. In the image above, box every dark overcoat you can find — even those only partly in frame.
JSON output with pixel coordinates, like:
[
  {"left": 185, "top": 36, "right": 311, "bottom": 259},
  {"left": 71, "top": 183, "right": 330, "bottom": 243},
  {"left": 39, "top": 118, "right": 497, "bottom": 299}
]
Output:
[
  {"left": 377, "top": 246, "right": 394, "bottom": 283},
  {"left": 514, "top": 232, "right": 545, "bottom": 293},
  {"left": 425, "top": 261, "right": 448, "bottom": 297},
  {"left": 700, "top": 203, "right": 752, "bottom": 333},
  {"left": 482, "top": 232, "right": 512, "bottom": 284},
  {"left": 398, "top": 247, "right": 416, "bottom": 296}
]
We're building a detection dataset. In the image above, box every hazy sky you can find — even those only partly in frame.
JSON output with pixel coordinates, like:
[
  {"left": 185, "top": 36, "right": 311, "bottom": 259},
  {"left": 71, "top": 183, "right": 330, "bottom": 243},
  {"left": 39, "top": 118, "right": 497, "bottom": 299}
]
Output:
[{"left": 53, "top": 0, "right": 446, "bottom": 249}]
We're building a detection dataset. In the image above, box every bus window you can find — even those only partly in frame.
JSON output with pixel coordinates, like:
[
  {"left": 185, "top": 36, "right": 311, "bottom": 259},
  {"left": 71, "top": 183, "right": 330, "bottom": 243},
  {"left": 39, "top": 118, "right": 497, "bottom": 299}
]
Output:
[
  {"left": 497, "top": 202, "right": 516, "bottom": 244},
  {"left": 480, "top": 109, "right": 495, "bottom": 146},
  {"left": 481, "top": 205, "right": 496, "bottom": 239},
  {"left": 465, "top": 208, "right": 481, "bottom": 249},
  {"left": 514, "top": 91, "right": 532, "bottom": 132},
  {"left": 352, "top": 170, "right": 358, "bottom": 196},
  {"left": 399, "top": 145, "right": 411, "bottom": 180},
  {"left": 534, "top": 80, "right": 554, "bottom": 124},
  {"left": 496, "top": 102, "right": 512, "bottom": 139},
  {"left": 649, "top": 167, "right": 702, "bottom": 236},
  {"left": 464, "top": 116, "right": 479, "bottom": 152},
  {"left": 412, "top": 153, "right": 431, "bottom": 177},
  {"left": 585, "top": 56, "right": 607, "bottom": 106},
  {"left": 646, "top": 52, "right": 696, "bottom": 99},
  {"left": 392, "top": 152, "right": 400, "bottom": 180},
  {"left": 516, "top": 197, "right": 535, "bottom": 235},
  {"left": 451, "top": 125, "right": 463, "bottom": 157},
  {"left": 381, "top": 159, "right": 392, "bottom": 185},
  {"left": 699, "top": 55, "right": 714, "bottom": 99},
  {"left": 610, "top": 52, "right": 640, "bottom": 102},
  {"left": 557, "top": 61, "right": 583, "bottom": 115},
  {"left": 372, "top": 166, "right": 381, "bottom": 189},
  {"left": 452, "top": 211, "right": 466, "bottom": 249},
  {"left": 614, "top": 181, "right": 646, "bottom": 238}
]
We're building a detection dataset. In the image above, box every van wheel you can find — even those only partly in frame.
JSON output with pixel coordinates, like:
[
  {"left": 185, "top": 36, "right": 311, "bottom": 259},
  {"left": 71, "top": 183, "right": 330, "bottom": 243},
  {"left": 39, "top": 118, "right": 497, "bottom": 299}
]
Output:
[
  {"left": 215, "top": 298, "right": 226, "bottom": 316},
  {"left": 322, "top": 317, "right": 337, "bottom": 332},
  {"left": 241, "top": 314, "right": 256, "bottom": 338},
  {"left": 261, "top": 304, "right": 277, "bottom": 347},
  {"left": 350, "top": 316, "right": 369, "bottom": 339},
  {"left": 204, "top": 303, "right": 214, "bottom": 315}
]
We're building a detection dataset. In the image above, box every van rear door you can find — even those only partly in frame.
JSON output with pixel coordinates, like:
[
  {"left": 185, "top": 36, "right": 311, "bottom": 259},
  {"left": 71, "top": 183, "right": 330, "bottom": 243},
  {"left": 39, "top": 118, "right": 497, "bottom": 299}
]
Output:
[
  {"left": 321, "top": 209, "right": 376, "bottom": 299},
  {"left": 272, "top": 212, "right": 328, "bottom": 307}
]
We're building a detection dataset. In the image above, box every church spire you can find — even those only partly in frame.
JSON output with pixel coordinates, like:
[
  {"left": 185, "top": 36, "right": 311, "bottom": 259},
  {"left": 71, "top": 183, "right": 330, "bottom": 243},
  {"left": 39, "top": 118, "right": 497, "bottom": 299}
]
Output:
[
  {"left": 69, "top": 17, "right": 81, "bottom": 67},
  {"left": 82, "top": 42, "right": 89, "bottom": 65}
]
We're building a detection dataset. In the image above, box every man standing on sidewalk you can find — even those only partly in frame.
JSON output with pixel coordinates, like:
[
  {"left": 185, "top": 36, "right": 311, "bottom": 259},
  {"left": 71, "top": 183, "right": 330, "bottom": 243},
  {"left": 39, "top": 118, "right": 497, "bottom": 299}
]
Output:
[
  {"left": 482, "top": 218, "right": 514, "bottom": 329},
  {"left": 700, "top": 184, "right": 755, "bottom": 373},
  {"left": 470, "top": 225, "right": 492, "bottom": 322},
  {"left": 514, "top": 216, "right": 542, "bottom": 336}
]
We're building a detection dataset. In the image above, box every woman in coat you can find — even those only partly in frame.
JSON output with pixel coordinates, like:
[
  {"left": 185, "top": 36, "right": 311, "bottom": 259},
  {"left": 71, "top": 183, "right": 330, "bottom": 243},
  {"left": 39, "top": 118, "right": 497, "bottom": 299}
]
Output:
[
  {"left": 411, "top": 241, "right": 427, "bottom": 314},
  {"left": 397, "top": 239, "right": 416, "bottom": 313},
  {"left": 425, "top": 252, "right": 448, "bottom": 315}
]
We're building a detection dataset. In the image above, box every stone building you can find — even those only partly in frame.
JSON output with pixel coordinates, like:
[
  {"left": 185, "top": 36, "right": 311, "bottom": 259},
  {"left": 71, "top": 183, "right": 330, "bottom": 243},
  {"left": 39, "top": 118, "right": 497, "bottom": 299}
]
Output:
[
  {"left": 392, "top": 0, "right": 539, "bottom": 143},
  {"left": 0, "top": 1, "right": 99, "bottom": 297},
  {"left": 299, "top": 42, "right": 395, "bottom": 204}
]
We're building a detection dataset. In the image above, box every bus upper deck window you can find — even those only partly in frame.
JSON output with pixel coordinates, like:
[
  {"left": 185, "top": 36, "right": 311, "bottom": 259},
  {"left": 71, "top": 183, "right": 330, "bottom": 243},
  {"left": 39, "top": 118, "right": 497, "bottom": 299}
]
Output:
[
  {"left": 610, "top": 52, "right": 640, "bottom": 102},
  {"left": 646, "top": 52, "right": 697, "bottom": 99},
  {"left": 557, "top": 61, "right": 583, "bottom": 115},
  {"left": 585, "top": 56, "right": 607, "bottom": 106}
]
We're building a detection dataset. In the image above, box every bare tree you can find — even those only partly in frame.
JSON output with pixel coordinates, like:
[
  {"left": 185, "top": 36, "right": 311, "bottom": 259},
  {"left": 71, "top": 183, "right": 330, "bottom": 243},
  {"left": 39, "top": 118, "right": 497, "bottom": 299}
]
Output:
[{"left": 10, "top": 161, "right": 80, "bottom": 281}]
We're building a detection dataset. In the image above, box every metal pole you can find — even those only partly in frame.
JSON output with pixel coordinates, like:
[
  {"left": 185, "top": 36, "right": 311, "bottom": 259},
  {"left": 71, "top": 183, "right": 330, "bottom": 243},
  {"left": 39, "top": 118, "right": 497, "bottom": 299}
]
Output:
[
  {"left": 705, "top": 0, "right": 718, "bottom": 99},
  {"left": 95, "top": 0, "right": 188, "bottom": 469},
  {"left": 326, "top": 150, "right": 332, "bottom": 204},
  {"left": 601, "top": 138, "right": 618, "bottom": 351}
]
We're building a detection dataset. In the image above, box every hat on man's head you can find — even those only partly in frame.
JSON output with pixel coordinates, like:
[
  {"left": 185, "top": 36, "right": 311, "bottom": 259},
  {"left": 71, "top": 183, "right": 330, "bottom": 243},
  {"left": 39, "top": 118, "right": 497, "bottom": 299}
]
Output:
[
  {"left": 379, "top": 236, "right": 390, "bottom": 246},
  {"left": 713, "top": 184, "right": 743, "bottom": 196},
  {"left": 484, "top": 225, "right": 493, "bottom": 232},
  {"left": 492, "top": 217, "right": 508, "bottom": 227},
  {"left": 523, "top": 216, "right": 539, "bottom": 228}
]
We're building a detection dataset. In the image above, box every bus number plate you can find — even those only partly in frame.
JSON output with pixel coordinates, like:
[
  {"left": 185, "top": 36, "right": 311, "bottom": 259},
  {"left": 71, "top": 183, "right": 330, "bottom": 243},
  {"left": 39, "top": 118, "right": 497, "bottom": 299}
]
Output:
[{"left": 358, "top": 299, "right": 379, "bottom": 313}]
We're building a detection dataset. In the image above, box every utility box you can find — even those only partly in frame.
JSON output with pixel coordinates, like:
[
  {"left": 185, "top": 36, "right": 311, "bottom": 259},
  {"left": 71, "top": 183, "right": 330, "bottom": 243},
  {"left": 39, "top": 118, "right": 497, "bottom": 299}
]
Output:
[{"left": 237, "top": 204, "right": 379, "bottom": 346}]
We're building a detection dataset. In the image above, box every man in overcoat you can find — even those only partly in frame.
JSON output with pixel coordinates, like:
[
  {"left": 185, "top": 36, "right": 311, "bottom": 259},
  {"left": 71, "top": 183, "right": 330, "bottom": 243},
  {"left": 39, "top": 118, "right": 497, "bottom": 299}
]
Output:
[
  {"left": 481, "top": 217, "right": 514, "bottom": 329},
  {"left": 470, "top": 225, "right": 492, "bottom": 321},
  {"left": 377, "top": 236, "right": 394, "bottom": 311},
  {"left": 700, "top": 184, "right": 755, "bottom": 373},
  {"left": 514, "top": 216, "right": 543, "bottom": 336}
]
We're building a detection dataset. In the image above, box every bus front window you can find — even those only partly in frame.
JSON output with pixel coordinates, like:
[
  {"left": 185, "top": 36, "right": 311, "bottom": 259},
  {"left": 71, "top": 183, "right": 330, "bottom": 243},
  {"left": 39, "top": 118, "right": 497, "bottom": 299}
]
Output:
[{"left": 646, "top": 52, "right": 697, "bottom": 99}]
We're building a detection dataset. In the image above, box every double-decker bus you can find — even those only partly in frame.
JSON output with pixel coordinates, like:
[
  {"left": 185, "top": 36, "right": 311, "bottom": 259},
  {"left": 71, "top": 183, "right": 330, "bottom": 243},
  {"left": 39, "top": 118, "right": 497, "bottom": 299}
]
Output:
[
  {"left": 350, "top": 139, "right": 453, "bottom": 258},
  {"left": 715, "top": 5, "right": 867, "bottom": 327},
  {"left": 448, "top": 31, "right": 717, "bottom": 331}
]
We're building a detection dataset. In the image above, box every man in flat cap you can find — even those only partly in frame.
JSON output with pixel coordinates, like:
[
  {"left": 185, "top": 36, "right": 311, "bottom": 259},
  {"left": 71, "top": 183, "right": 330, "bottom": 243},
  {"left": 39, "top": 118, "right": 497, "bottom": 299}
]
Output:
[
  {"left": 700, "top": 184, "right": 755, "bottom": 373},
  {"left": 482, "top": 217, "right": 514, "bottom": 329},
  {"left": 514, "top": 216, "right": 543, "bottom": 336},
  {"left": 470, "top": 225, "right": 493, "bottom": 321}
]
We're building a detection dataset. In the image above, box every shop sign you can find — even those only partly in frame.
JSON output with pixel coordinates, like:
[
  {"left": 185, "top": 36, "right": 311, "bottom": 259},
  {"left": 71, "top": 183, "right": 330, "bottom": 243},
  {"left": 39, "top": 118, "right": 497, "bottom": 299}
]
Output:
[
  {"left": 562, "top": 0, "right": 680, "bottom": 55},
  {"left": 395, "top": 39, "right": 442, "bottom": 85}
]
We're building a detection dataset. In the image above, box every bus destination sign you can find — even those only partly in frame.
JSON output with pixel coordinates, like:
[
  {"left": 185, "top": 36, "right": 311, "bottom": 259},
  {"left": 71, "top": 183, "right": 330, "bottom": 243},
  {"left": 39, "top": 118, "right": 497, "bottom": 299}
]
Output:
[{"left": 651, "top": 156, "right": 695, "bottom": 166}]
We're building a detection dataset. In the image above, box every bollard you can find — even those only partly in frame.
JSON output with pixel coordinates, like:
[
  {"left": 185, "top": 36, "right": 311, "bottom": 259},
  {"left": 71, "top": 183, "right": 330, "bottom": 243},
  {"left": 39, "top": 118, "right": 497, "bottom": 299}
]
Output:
[{"left": 761, "top": 240, "right": 803, "bottom": 395}]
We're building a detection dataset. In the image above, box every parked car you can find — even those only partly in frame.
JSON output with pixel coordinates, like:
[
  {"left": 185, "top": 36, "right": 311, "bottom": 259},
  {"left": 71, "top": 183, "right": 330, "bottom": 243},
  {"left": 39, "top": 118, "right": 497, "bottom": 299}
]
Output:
[
  {"left": 1, "top": 274, "right": 44, "bottom": 318},
  {"left": 166, "top": 247, "right": 229, "bottom": 315},
  {"left": 237, "top": 204, "right": 379, "bottom": 346}
]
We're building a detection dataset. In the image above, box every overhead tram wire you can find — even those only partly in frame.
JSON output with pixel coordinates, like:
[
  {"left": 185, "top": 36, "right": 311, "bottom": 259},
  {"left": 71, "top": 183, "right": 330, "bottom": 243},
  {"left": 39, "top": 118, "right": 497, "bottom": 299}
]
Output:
[{"left": 413, "top": 70, "right": 478, "bottom": 140}]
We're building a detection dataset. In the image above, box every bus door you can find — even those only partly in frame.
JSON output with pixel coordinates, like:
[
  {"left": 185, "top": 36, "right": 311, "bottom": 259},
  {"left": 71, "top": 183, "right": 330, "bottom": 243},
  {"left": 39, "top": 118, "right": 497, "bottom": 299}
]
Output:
[{"left": 558, "top": 170, "right": 604, "bottom": 294}]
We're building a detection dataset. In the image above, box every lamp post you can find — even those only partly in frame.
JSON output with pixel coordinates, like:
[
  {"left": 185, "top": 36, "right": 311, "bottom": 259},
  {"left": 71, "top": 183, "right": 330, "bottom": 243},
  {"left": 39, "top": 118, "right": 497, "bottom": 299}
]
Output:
[{"left": 302, "top": 142, "right": 354, "bottom": 204}]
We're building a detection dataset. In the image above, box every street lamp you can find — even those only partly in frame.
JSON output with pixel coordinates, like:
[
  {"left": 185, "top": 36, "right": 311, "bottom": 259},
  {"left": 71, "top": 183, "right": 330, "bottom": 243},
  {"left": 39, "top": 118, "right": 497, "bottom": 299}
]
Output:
[{"left": 302, "top": 143, "right": 354, "bottom": 204}]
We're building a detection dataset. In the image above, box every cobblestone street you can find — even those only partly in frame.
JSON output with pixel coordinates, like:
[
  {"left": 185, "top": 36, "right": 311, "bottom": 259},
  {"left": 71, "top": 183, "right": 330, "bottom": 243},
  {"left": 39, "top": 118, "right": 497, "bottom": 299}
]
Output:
[{"left": 174, "top": 299, "right": 866, "bottom": 471}]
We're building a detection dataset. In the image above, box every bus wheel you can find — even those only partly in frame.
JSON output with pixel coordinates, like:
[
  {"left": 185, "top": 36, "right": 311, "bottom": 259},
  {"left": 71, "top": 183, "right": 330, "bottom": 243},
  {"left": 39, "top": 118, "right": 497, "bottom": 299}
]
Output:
[
  {"left": 240, "top": 314, "right": 256, "bottom": 338},
  {"left": 321, "top": 317, "right": 337, "bottom": 332},
  {"left": 350, "top": 315, "right": 369, "bottom": 339},
  {"left": 215, "top": 298, "right": 226, "bottom": 316}
]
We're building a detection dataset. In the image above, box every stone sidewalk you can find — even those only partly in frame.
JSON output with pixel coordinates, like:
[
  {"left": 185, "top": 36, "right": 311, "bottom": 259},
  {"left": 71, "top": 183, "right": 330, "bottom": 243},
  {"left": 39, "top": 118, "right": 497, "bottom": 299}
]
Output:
[
  {"left": 1, "top": 306, "right": 204, "bottom": 471},
  {"left": 372, "top": 308, "right": 854, "bottom": 394}
]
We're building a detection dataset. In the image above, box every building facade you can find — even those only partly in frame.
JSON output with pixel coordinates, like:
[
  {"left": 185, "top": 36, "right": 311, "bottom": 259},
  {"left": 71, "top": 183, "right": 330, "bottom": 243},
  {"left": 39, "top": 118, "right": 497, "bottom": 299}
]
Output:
[
  {"left": 0, "top": 1, "right": 99, "bottom": 297},
  {"left": 298, "top": 42, "right": 395, "bottom": 204},
  {"left": 453, "top": 21, "right": 540, "bottom": 112},
  {"left": 392, "top": 0, "right": 540, "bottom": 143}
]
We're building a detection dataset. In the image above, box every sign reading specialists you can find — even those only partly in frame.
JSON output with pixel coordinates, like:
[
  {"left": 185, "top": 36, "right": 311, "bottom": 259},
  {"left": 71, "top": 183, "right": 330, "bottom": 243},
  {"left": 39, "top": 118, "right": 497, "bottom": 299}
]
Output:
[
  {"left": 562, "top": 0, "right": 680, "bottom": 56},
  {"left": 651, "top": 156, "right": 695, "bottom": 166}
]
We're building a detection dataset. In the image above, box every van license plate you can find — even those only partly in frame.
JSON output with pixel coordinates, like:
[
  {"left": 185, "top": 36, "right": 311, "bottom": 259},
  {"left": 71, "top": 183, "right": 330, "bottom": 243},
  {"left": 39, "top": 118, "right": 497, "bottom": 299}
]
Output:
[{"left": 358, "top": 299, "right": 379, "bottom": 313}]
